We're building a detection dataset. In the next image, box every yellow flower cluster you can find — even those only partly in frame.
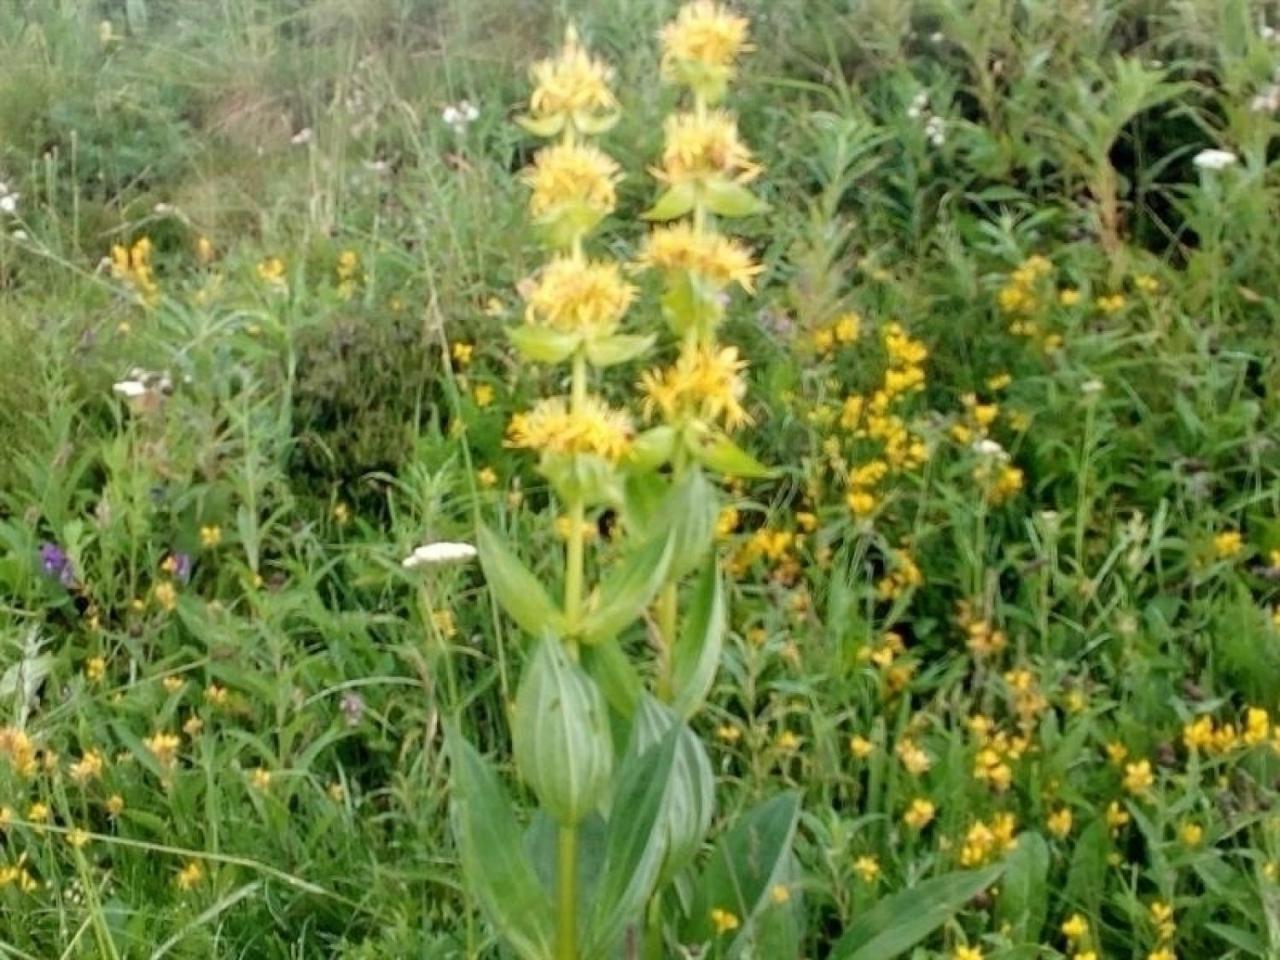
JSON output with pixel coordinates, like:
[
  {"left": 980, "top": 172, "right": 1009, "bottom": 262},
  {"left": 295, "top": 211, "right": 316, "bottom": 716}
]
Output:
[
  {"left": 110, "top": 236, "right": 159, "bottom": 305},
  {"left": 969, "top": 714, "right": 1028, "bottom": 793},
  {"left": 507, "top": 396, "right": 633, "bottom": 463},
  {"left": 335, "top": 249, "right": 362, "bottom": 300},
  {"left": 812, "top": 310, "right": 861, "bottom": 354},
  {"left": 0, "top": 853, "right": 38, "bottom": 893},
  {"left": 637, "top": 223, "right": 761, "bottom": 292},
  {"left": 1003, "top": 668, "right": 1048, "bottom": 728},
  {"left": 639, "top": 344, "right": 750, "bottom": 430},
  {"left": 0, "top": 727, "right": 38, "bottom": 778},
  {"left": 999, "top": 255, "right": 1065, "bottom": 353},
  {"left": 523, "top": 256, "right": 636, "bottom": 336},
  {"left": 955, "top": 600, "right": 1008, "bottom": 657},
  {"left": 522, "top": 142, "right": 621, "bottom": 226},
  {"left": 527, "top": 27, "right": 618, "bottom": 134},
  {"left": 653, "top": 109, "right": 760, "bottom": 187},
  {"left": 1183, "top": 706, "right": 1273, "bottom": 755},
  {"left": 958, "top": 812, "right": 1018, "bottom": 866},
  {"left": 659, "top": 1, "right": 751, "bottom": 75},
  {"left": 857, "top": 631, "right": 916, "bottom": 693},
  {"left": 841, "top": 323, "right": 930, "bottom": 517},
  {"left": 875, "top": 547, "right": 923, "bottom": 600}
]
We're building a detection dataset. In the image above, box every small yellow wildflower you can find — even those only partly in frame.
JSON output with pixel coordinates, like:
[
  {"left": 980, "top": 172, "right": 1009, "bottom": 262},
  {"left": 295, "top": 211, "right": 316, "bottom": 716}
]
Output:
[
  {"left": 144, "top": 731, "right": 182, "bottom": 769},
  {"left": 256, "top": 256, "right": 286, "bottom": 288},
  {"left": 523, "top": 256, "right": 636, "bottom": 336},
  {"left": 175, "top": 860, "right": 204, "bottom": 890},
  {"left": 526, "top": 27, "right": 618, "bottom": 134},
  {"left": 1214, "top": 530, "right": 1243, "bottom": 559},
  {"left": 199, "top": 524, "right": 223, "bottom": 547},
  {"left": 69, "top": 749, "right": 105, "bottom": 784},
  {"left": 66, "top": 827, "right": 90, "bottom": 849},
  {"left": 1178, "top": 821, "right": 1203, "bottom": 846},
  {"left": 849, "top": 735, "right": 874, "bottom": 759},
  {"left": 953, "top": 947, "right": 984, "bottom": 960},
  {"left": 477, "top": 466, "right": 498, "bottom": 487},
  {"left": 853, "top": 855, "right": 880, "bottom": 882},
  {"left": 639, "top": 344, "right": 751, "bottom": 430},
  {"left": 638, "top": 223, "right": 762, "bottom": 292},
  {"left": 709, "top": 907, "right": 740, "bottom": 935},
  {"left": 903, "top": 797, "right": 936, "bottom": 829},
  {"left": 507, "top": 396, "right": 634, "bottom": 462},
  {"left": 1047, "top": 807, "right": 1073, "bottom": 839},
  {"left": 85, "top": 656, "right": 107, "bottom": 682},
  {"left": 250, "top": 766, "right": 273, "bottom": 790},
  {"left": 105, "top": 794, "right": 125, "bottom": 817},
  {"left": 653, "top": 110, "right": 760, "bottom": 186},
  {"left": 1124, "top": 759, "right": 1154, "bottom": 795}
]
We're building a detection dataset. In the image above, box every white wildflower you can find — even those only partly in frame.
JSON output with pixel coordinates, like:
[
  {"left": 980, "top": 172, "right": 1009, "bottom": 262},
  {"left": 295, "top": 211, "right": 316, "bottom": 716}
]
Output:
[
  {"left": 402, "top": 541, "right": 478, "bottom": 569},
  {"left": 1192, "top": 148, "right": 1238, "bottom": 172}
]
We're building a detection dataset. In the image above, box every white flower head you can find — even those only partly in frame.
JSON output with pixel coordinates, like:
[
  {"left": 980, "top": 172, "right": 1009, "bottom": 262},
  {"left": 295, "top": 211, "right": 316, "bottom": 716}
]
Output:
[
  {"left": 112, "top": 380, "right": 148, "bottom": 399},
  {"left": 290, "top": 127, "right": 314, "bottom": 146},
  {"left": 0, "top": 193, "right": 17, "bottom": 215},
  {"left": 402, "top": 541, "right": 478, "bottom": 569},
  {"left": 1081, "top": 378, "right": 1104, "bottom": 396},
  {"left": 973, "top": 438, "right": 1006, "bottom": 458},
  {"left": 1193, "top": 148, "right": 1238, "bottom": 172}
]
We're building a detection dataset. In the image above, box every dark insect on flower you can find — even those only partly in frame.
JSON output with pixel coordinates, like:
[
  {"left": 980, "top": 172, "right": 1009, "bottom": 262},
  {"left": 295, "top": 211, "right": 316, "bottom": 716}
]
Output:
[{"left": 39, "top": 542, "right": 75, "bottom": 587}]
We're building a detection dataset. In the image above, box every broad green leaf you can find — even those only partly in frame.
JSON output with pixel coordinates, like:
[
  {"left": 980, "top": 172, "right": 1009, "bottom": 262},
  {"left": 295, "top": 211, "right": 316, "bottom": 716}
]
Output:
[
  {"left": 540, "top": 451, "right": 623, "bottom": 508},
  {"left": 581, "top": 636, "right": 643, "bottom": 718},
  {"left": 507, "top": 324, "right": 581, "bottom": 364},
  {"left": 833, "top": 865, "right": 1004, "bottom": 960},
  {"left": 445, "top": 727, "right": 555, "bottom": 960},
  {"left": 1063, "top": 818, "right": 1109, "bottom": 918},
  {"left": 687, "top": 792, "right": 801, "bottom": 954},
  {"left": 662, "top": 467, "right": 719, "bottom": 578},
  {"left": 661, "top": 270, "right": 722, "bottom": 335},
  {"left": 694, "top": 432, "right": 773, "bottom": 479},
  {"left": 626, "top": 697, "right": 715, "bottom": 883},
  {"left": 579, "top": 532, "right": 674, "bottom": 644},
  {"left": 512, "top": 638, "right": 613, "bottom": 825},
  {"left": 643, "top": 182, "right": 697, "bottom": 221},
  {"left": 525, "top": 811, "right": 607, "bottom": 917},
  {"left": 670, "top": 562, "right": 726, "bottom": 718},
  {"left": 477, "top": 523, "right": 566, "bottom": 638},
  {"left": 574, "top": 111, "right": 619, "bottom": 135},
  {"left": 995, "top": 831, "right": 1050, "bottom": 944},
  {"left": 630, "top": 426, "right": 678, "bottom": 472},
  {"left": 701, "top": 178, "right": 769, "bottom": 218},
  {"left": 586, "top": 730, "right": 680, "bottom": 956},
  {"left": 516, "top": 113, "right": 565, "bottom": 138},
  {"left": 584, "top": 333, "right": 655, "bottom": 368}
]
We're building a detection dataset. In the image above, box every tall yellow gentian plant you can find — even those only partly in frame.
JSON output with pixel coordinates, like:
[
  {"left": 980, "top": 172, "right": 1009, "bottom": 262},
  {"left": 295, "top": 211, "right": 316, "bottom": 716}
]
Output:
[{"left": 448, "top": 9, "right": 798, "bottom": 960}]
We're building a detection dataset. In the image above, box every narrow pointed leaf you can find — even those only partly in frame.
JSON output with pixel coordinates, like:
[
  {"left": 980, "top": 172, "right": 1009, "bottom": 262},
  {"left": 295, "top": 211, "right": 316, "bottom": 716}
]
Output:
[
  {"left": 579, "top": 533, "right": 674, "bottom": 645},
  {"left": 687, "top": 792, "right": 801, "bottom": 954},
  {"left": 694, "top": 432, "right": 774, "bottom": 479},
  {"left": 581, "top": 637, "right": 643, "bottom": 718},
  {"left": 670, "top": 561, "right": 726, "bottom": 718},
  {"left": 586, "top": 730, "right": 681, "bottom": 955},
  {"left": 585, "top": 333, "right": 655, "bottom": 368},
  {"left": 446, "top": 727, "right": 555, "bottom": 960},
  {"left": 833, "top": 865, "right": 1004, "bottom": 960},
  {"left": 701, "top": 179, "right": 769, "bottom": 218},
  {"left": 477, "top": 523, "right": 566, "bottom": 638},
  {"left": 507, "top": 325, "right": 581, "bottom": 365},
  {"left": 643, "top": 182, "right": 697, "bottom": 221}
]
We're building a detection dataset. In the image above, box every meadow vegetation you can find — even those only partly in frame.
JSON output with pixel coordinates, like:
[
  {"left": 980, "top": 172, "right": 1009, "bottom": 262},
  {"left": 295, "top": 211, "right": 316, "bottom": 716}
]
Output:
[{"left": 2, "top": 0, "right": 1280, "bottom": 957}]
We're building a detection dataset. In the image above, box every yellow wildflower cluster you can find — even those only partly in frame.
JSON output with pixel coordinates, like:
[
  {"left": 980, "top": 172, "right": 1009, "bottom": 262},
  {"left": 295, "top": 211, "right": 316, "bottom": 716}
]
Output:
[
  {"left": 639, "top": 344, "right": 750, "bottom": 430},
  {"left": 894, "top": 734, "right": 932, "bottom": 775},
  {"left": 812, "top": 310, "right": 861, "bottom": 354},
  {"left": 840, "top": 323, "right": 930, "bottom": 517},
  {"left": 0, "top": 853, "right": 38, "bottom": 893},
  {"left": 526, "top": 27, "right": 618, "bottom": 135},
  {"left": 709, "top": 906, "right": 740, "bottom": 935},
  {"left": 950, "top": 392, "right": 1000, "bottom": 445},
  {"left": 726, "top": 526, "right": 801, "bottom": 582},
  {"left": 1183, "top": 706, "right": 1273, "bottom": 755},
  {"left": 110, "top": 236, "right": 159, "bottom": 305},
  {"left": 958, "top": 812, "right": 1018, "bottom": 866},
  {"left": 659, "top": 1, "right": 751, "bottom": 78},
  {"left": 653, "top": 109, "right": 760, "bottom": 187},
  {"left": 875, "top": 547, "right": 923, "bottom": 600},
  {"left": 999, "top": 255, "right": 1064, "bottom": 353},
  {"left": 969, "top": 715, "right": 1028, "bottom": 793},
  {"left": 858, "top": 631, "right": 916, "bottom": 693},
  {"left": 637, "top": 223, "right": 761, "bottom": 292},
  {"left": 955, "top": 600, "right": 1008, "bottom": 657},
  {"left": 903, "top": 797, "right": 936, "bottom": 829},
  {"left": 335, "top": 249, "right": 362, "bottom": 300},
  {"left": 0, "top": 727, "right": 38, "bottom": 778},
  {"left": 1003, "top": 668, "right": 1048, "bottom": 729},
  {"left": 973, "top": 442, "right": 1024, "bottom": 505},
  {"left": 522, "top": 142, "right": 621, "bottom": 231},
  {"left": 68, "top": 748, "right": 105, "bottom": 784},
  {"left": 524, "top": 257, "right": 637, "bottom": 336},
  {"left": 507, "top": 396, "right": 633, "bottom": 463}
]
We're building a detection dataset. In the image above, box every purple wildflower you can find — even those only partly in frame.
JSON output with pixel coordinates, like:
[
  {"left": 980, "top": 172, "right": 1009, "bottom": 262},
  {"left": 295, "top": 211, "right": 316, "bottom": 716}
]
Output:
[
  {"left": 39, "top": 542, "right": 75, "bottom": 587},
  {"left": 168, "top": 552, "right": 193, "bottom": 584}
]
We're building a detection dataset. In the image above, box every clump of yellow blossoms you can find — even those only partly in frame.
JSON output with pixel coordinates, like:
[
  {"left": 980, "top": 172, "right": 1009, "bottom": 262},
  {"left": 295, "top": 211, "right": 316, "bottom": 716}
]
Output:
[
  {"left": 522, "top": 142, "right": 621, "bottom": 243},
  {"left": 524, "top": 257, "right": 636, "bottom": 336},
  {"left": 110, "top": 236, "right": 159, "bottom": 305},
  {"left": 523, "top": 27, "right": 618, "bottom": 136},
  {"left": 653, "top": 110, "right": 760, "bottom": 188},
  {"left": 659, "top": 0, "right": 751, "bottom": 102},
  {"left": 639, "top": 344, "right": 749, "bottom": 430},
  {"left": 507, "top": 396, "right": 633, "bottom": 463},
  {"left": 958, "top": 812, "right": 1018, "bottom": 866},
  {"left": 637, "top": 223, "right": 761, "bottom": 292}
]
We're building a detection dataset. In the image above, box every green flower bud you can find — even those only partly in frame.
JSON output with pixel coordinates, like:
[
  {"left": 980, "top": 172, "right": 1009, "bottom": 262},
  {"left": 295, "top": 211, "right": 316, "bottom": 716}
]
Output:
[{"left": 513, "top": 639, "right": 614, "bottom": 826}]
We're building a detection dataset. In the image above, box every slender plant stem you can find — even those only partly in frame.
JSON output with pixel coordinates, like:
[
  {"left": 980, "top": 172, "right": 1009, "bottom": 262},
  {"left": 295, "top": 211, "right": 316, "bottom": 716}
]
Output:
[{"left": 556, "top": 824, "right": 579, "bottom": 960}]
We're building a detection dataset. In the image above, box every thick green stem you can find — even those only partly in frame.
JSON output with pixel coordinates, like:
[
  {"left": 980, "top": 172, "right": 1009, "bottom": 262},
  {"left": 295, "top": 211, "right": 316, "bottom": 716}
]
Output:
[
  {"left": 655, "top": 581, "right": 678, "bottom": 701},
  {"left": 556, "top": 823, "right": 579, "bottom": 960}
]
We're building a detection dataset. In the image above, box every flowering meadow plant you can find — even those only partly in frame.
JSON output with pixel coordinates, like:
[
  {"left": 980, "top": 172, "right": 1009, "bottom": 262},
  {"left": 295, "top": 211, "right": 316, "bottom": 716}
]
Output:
[{"left": 2, "top": 0, "right": 1280, "bottom": 957}]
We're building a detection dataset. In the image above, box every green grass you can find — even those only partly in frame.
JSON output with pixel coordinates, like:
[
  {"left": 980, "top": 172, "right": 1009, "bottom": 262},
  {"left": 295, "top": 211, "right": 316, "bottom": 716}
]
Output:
[{"left": 2, "top": 0, "right": 1280, "bottom": 956}]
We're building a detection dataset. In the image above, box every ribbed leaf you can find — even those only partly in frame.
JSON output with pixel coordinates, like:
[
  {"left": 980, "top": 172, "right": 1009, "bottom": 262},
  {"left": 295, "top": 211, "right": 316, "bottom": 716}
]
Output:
[
  {"left": 670, "top": 561, "right": 726, "bottom": 718},
  {"left": 446, "top": 727, "right": 555, "bottom": 960},
  {"left": 833, "top": 865, "right": 1003, "bottom": 960},
  {"left": 579, "top": 532, "right": 674, "bottom": 645},
  {"left": 477, "top": 523, "right": 566, "bottom": 638}
]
